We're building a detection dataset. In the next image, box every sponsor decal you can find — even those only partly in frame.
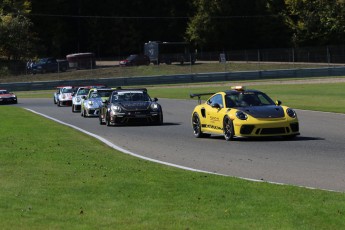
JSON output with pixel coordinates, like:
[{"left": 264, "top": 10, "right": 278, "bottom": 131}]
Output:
[
  {"left": 209, "top": 116, "right": 220, "bottom": 122},
  {"left": 206, "top": 124, "right": 222, "bottom": 130}
]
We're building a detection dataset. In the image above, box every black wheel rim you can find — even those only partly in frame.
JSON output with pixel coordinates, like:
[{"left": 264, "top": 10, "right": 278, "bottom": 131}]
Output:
[
  {"left": 192, "top": 114, "right": 200, "bottom": 135},
  {"left": 224, "top": 118, "right": 232, "bottom": 140}
]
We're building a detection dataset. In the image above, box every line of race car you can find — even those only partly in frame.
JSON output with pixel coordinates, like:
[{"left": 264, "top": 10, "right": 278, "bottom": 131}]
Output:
[
  {"left": 52, "top": 85, "right": 300, "bottom": 141},
  {"left": 53, "top": 85, "right": 163, "bottom": 126}
]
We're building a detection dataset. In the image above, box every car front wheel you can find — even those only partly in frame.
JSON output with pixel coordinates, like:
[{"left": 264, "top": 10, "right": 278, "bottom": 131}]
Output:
[
  {"left": 106, "top": 113, "right": 113, "bottom": 126},
  {"left": 223, "top": 116, "right": 234, "bottom": 141}
]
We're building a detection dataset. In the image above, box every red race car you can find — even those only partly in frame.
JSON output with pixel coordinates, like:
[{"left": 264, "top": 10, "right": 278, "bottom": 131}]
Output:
[{"left": 0, "top": 89, "right": 18, "bottom": 104}]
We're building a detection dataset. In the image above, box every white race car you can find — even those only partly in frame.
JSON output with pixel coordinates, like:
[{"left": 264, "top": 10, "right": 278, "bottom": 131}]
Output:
[
  {"left": 72, "top": 87, "right": 91, "bottom": 112},
  {"left": 56, "top": 86, "right": 74, "bottom": 107},
  {"left": 81, "top": 88, "right": 115, "bottom": 117}
]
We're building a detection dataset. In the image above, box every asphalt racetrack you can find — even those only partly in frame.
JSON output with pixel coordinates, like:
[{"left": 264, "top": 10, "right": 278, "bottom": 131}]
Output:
[{"left": 15, "top": 98, "right": 345, "bottom": 192}]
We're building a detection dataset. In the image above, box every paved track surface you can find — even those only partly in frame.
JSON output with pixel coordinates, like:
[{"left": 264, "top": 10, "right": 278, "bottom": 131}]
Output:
[{"left": 15, "top": 98, "right": 345, "bottom": 192}]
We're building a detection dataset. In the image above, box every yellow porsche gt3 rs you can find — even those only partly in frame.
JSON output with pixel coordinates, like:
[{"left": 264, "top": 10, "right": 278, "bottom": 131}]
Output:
[{"left": 190, "top": 86, "right": 300, "bottom": 141}]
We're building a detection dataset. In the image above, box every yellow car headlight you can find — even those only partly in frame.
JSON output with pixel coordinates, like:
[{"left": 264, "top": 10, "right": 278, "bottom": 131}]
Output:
[
  {"left": 236, "top": 111, "right": 248, "bottom": 120},
  {"left": 286, "top": 108, "right": 296, "bottom": 118}
]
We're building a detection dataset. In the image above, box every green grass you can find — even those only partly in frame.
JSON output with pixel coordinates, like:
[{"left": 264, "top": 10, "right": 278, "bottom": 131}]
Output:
[
  {"left": 15, "top": 80, "right": 345, "bottom": 114},
  {"left": 1, "top": 106, "right": 345, "bottom": 229},
  {"left": 148, "top": 82, "right": 345, "bottom": 114}
]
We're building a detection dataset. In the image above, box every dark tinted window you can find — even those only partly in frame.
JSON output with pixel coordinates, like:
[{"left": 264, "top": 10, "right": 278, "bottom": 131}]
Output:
[
  {"left": 225, "top": 91, "right": 275, "bottom": 107},
  {"left": 207, "top": 94, "right": 224, "bottom": 108}
]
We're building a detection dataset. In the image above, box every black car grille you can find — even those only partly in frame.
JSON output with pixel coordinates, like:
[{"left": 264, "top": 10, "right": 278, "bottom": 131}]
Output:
[
  {"left": 115, "top": 116, "right": 158, "bottom": 124},
  {"left": 88, "top": 109, "right": 96, "bottom": 114},
  {"left": 259, "top": 127, "right": 287, "bottom": 135},
  {"left": 290, "top": 123, "right": 299, "bottom": 132},
  {"left": 240, "top": 125, "right": 255, "bottom": 135},
  {"left": 127, "top": 109, "right": 150, "bottom": 114},
  {"left": 0, "top": 98, "right": 16, "bottom": 103}
]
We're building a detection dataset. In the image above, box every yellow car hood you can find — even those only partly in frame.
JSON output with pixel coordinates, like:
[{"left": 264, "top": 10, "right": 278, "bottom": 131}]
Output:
[{"left": 237, "top": 105, "right": 285, "bottom": 118}]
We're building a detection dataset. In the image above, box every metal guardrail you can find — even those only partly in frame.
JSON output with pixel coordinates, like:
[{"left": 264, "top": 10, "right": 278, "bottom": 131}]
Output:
[{"left": 1, "top": 67, "right": 345, "bottom": 91}]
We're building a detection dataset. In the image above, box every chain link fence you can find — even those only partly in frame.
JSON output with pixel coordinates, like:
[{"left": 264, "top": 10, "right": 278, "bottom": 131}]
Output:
[
  {"left": 198, "top": 45, "right": 345, "bottom": 64},
  {"left": 1, "top": 45, "right": 345, "bottom": 78}
]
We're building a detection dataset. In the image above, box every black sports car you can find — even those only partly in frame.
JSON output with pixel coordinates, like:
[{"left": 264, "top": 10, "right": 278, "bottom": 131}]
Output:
[{"left": 99, "top": 88, "right": 163, "bottom": 126}]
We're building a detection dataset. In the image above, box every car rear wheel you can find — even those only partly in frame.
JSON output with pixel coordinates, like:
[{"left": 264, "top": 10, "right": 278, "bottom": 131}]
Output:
[
  {"left": 192, "top": 113, "right": 210, "bottom": 138},
  {"left": 223, "top": 116, "right": 234, "bottom": 141}
]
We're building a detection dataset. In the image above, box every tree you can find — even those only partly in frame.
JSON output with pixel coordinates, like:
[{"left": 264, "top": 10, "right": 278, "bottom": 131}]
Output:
[
  {"left": 186, "top": 0, "right": 291, "bottom": 51},
  {"left": 29, "top": 0, "right": 192, "bottom": 57},
  {"left": 0, "top": 0, "right": 37, "bottom": 60},
  {"left": 278, "top": 0, "right": 345, "bottom": 46}
]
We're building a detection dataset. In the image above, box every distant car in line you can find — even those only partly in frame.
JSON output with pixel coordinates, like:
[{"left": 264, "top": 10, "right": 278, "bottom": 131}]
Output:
[
  {"left": 119, "top": 54, "right": 150, "bottom": 66},
  {"left": 71, "top": 85, "right": 106, "bottom": 112},
  {"left": 0, "top": 89, "right": 17, "bottom": 104},
  {"left": 81, "top": 88, "right": 116, "bottom": 117},
  {"left": 72, "top": 87, "right": 91, "bottom": 112},
  {"left": 55, "top": 86, "right": 74, "bottom": 106},
  {"left": 99, "top": 88, "right": 163, "bottom": 126},
  {"left": 53, "top": 86, "right": 63, "bottom": 104}
]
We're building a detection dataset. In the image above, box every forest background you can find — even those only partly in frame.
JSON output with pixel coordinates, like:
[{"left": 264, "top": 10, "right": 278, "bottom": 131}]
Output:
[{"left": 1, "top": 0, "right": 345, "bottom": 61}]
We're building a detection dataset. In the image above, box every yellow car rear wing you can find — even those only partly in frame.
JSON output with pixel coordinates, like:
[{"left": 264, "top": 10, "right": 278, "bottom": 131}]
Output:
[{"left": 190, "top": 92, "right": 215, "bottom": 104}]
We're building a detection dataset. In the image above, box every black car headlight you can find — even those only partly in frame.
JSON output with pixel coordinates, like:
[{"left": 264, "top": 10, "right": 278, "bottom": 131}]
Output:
[
  {"left": 151, "top": 103, "right": 159, "bottom": 111},
  {"left": 236, "top": 111, "right": 248, "bottom": 120},
  {"left": 286, "top": 108, "right": 296, "bottom": 118}
]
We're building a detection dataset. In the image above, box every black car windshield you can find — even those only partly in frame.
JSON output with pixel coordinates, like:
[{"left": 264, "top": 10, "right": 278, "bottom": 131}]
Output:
[
  {"left": 127, "top": 55, "right": 138, "bottom": 61},
  {"left": 90, "top": 90, "right": 112, "bottom": 98},
  {"left": 0, "top": 90, "right": 9, "bottom": 94},
  {"left": 98, "top": 91, "right": 112, "bottom": 98},
  {"left": 62, "top": 88, "right": 73, "bottom": 93},
  {"left": 77, "top": 88, "right": 90, "bottom": 96},
  {"left": 225, "top": 91, "right": 275, "bottom": 108},
  {"left": 112, "top": 91, "right": 150, "bottom": 102}
]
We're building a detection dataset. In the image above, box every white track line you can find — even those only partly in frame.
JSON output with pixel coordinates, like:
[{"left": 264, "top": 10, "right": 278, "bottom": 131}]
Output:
[{"left": 25, "top": 108, "right": 339, "bottom": 193}]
